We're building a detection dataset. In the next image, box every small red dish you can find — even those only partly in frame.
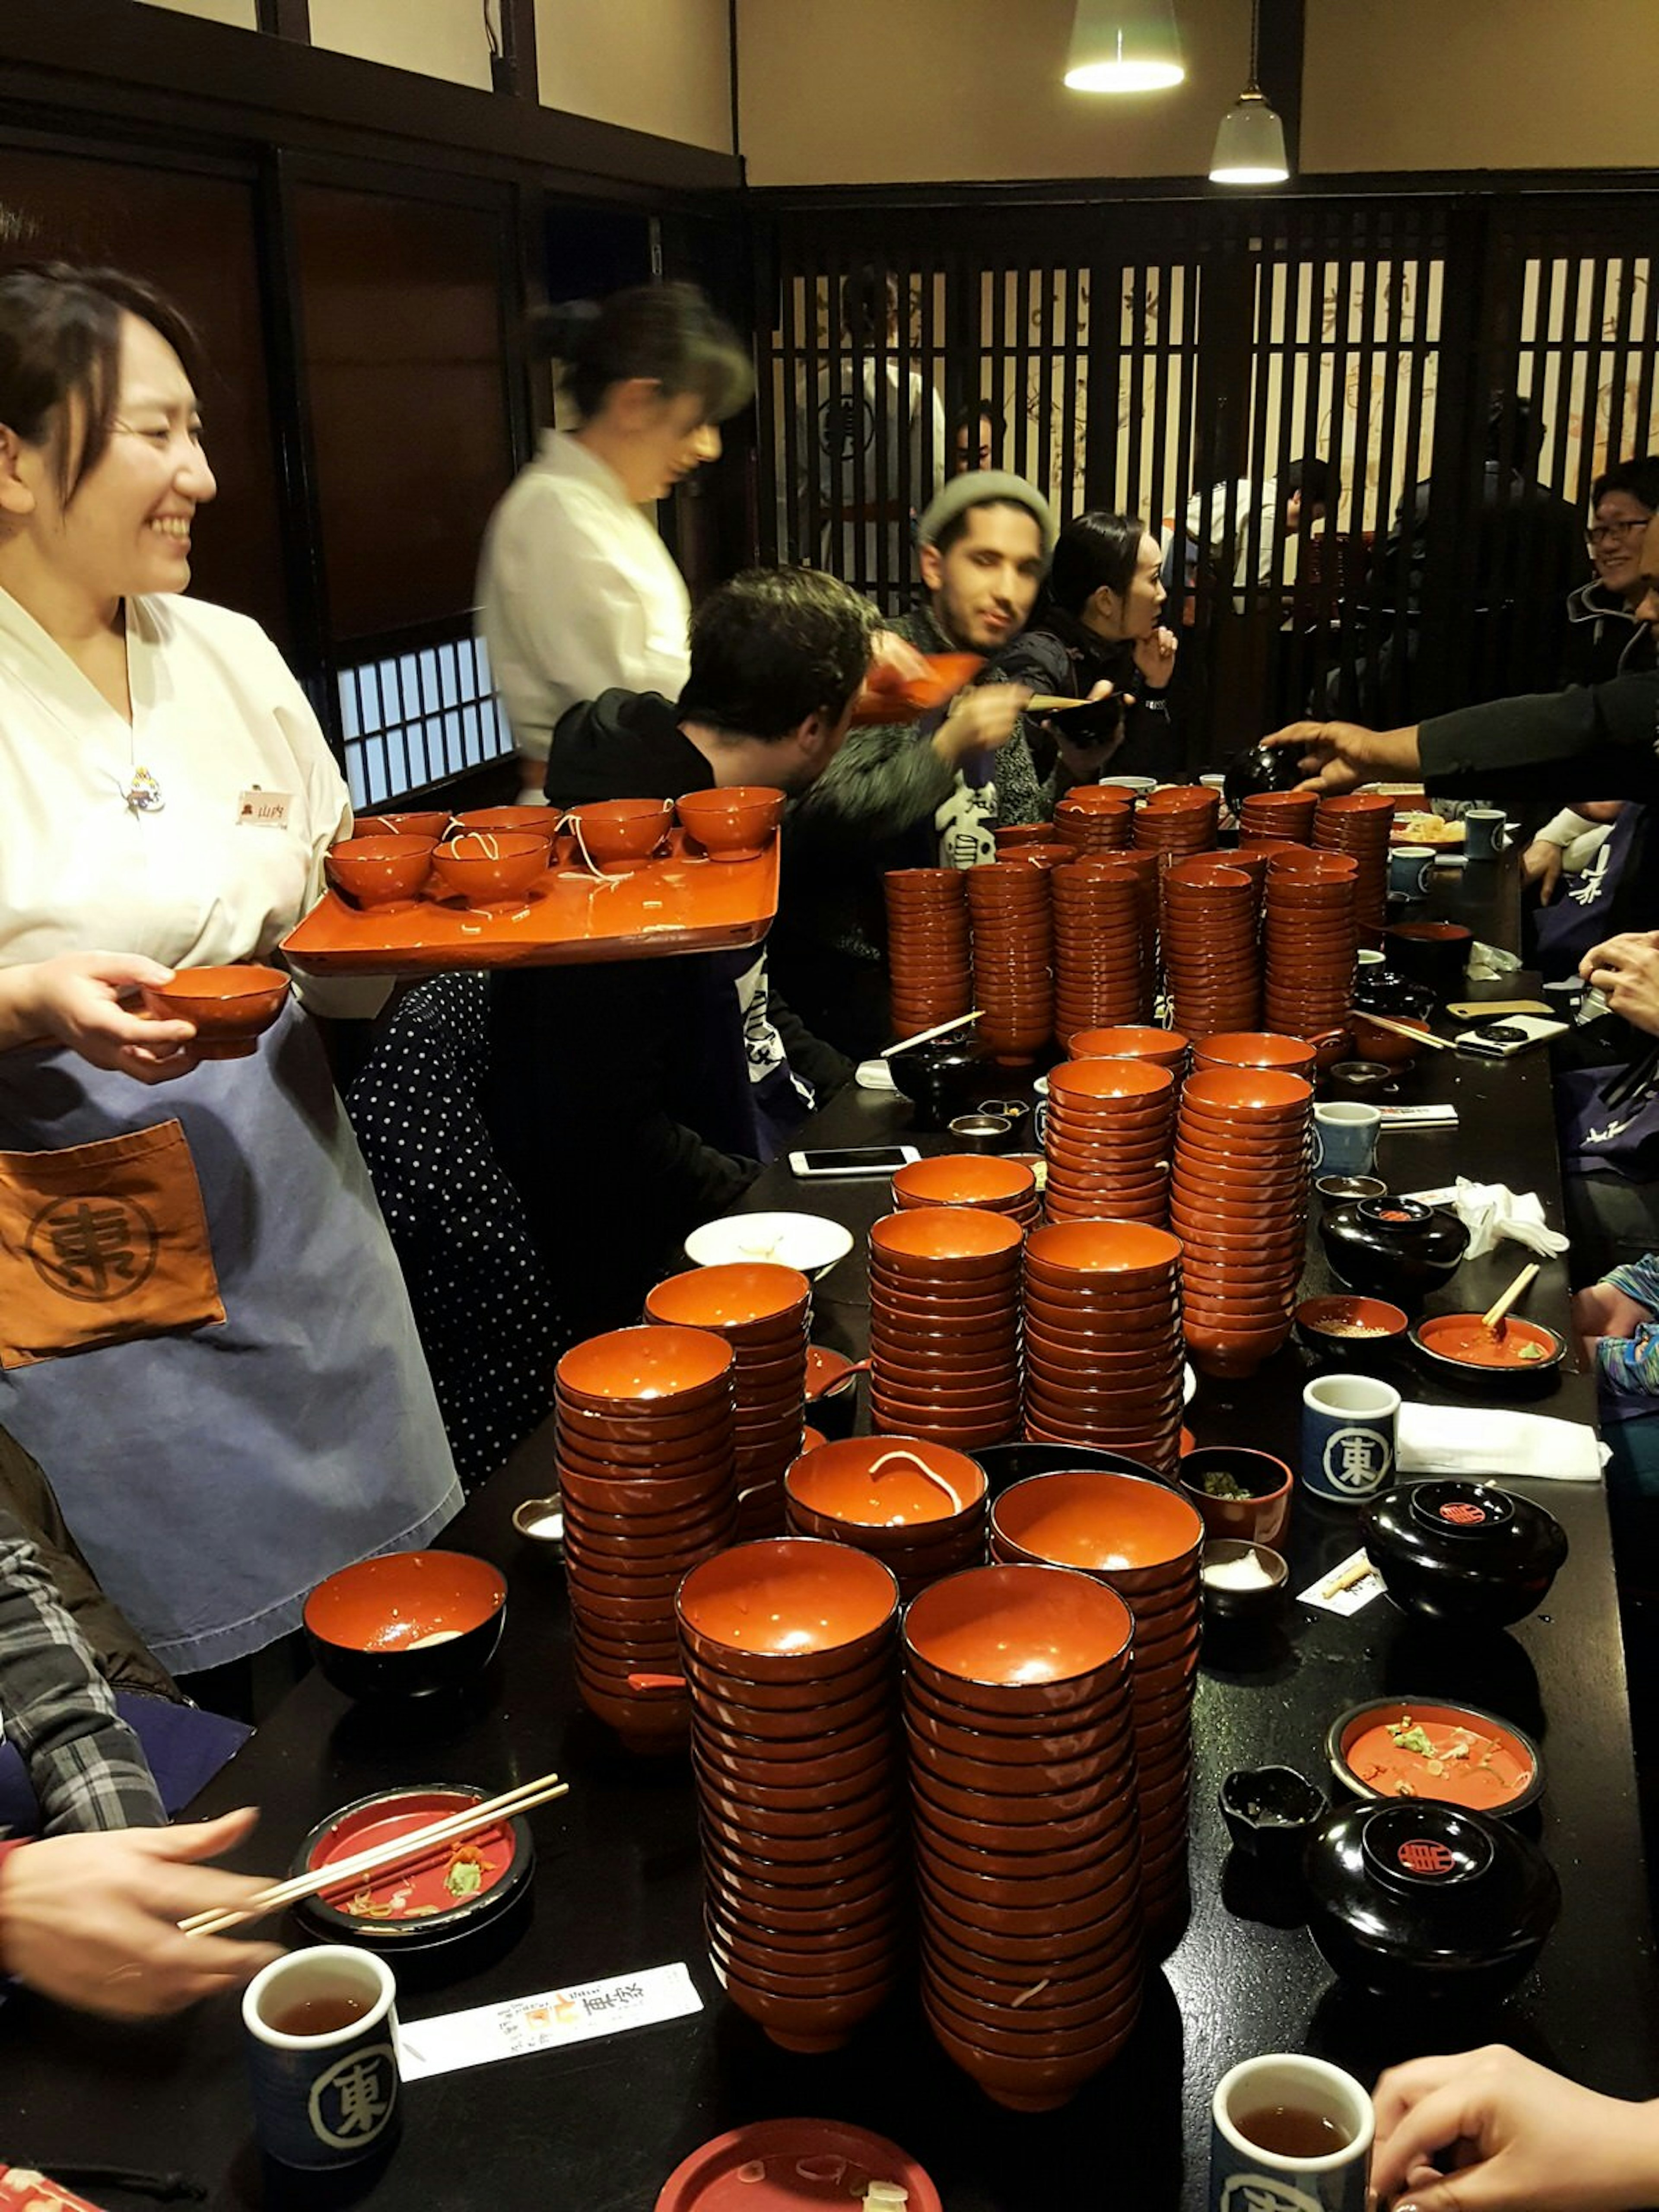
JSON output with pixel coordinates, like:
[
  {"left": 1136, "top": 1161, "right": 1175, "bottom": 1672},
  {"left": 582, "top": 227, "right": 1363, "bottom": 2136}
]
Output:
[
  {"left": 654, "top": 2119, "right": 941, "bottom": 2212},
  {"left": 291, "top": 1780, "right": 533, "bottom": 1955},
  {"left": 1328, "top": 1696, "right": 1542, "bottom": 1816}
]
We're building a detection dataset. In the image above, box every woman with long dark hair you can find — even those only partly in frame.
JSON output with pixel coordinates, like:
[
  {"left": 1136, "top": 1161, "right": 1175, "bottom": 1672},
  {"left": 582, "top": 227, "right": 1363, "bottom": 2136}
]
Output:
[
  {"left": 0, "top": 263, "right": 460, "bottom": 1689},
  {"left": 478, "top": 282, "right": 753, "bottom": 799},
  {"left": 992, "top": 509, "right": 1182, "bottom": 817}
]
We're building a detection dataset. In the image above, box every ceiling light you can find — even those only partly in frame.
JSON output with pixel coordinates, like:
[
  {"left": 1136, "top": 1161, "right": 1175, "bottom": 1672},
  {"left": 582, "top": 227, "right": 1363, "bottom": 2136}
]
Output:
[
  {"left": 1210, "top": 0, "right": 1290, "bottom": 184},
  {"left": 1065, "top": 0, "right": 1185, "bottom": 93}
]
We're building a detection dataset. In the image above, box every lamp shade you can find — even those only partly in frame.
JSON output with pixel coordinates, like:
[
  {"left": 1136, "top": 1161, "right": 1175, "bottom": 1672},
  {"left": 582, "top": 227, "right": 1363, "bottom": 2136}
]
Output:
[
  {"left": 1209, "top": 89, "right": 1290, "bottom": 184},
  {"left": 1065, "top": 0, "right": 1185, "bottom": 92}
]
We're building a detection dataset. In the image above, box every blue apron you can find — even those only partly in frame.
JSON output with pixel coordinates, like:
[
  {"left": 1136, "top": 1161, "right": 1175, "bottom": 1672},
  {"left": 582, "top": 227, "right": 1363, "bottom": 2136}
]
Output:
[
  {"left": 0, "top": 1000, "right": 461, "bottom": 1674},
  {"left": 1535, "top": 805, "right": 1642, "bottom": 981}
]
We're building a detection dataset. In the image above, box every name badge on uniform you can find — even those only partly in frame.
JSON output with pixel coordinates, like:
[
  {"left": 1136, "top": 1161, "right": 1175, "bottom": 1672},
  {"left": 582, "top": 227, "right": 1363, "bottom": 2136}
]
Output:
[{"left": 236, "top": 788, "right": 294, "bottom": 830}]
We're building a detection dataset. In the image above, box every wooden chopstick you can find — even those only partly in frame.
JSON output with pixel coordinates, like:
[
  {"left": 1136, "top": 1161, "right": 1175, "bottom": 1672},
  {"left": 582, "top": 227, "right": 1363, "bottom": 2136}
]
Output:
[
  {"left": 1480, "top": 1261, "right": 1539, "bottom": 1334},
  {"left": 1357, "top": 1009, "right": 1452, "bottom": 1052},
  {"left": 181, "top": 1774, "right": 567, "bottom": 1939},
  {"left": 880, "top": 1010, "right": 983, "bottom": 1058}
]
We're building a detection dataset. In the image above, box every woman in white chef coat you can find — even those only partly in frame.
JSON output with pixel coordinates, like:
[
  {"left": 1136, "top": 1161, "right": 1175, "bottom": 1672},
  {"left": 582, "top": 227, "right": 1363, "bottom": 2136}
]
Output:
[
  {"left": 477, "top": 282, "right": 753, "bottom": 798},
  {"left": 0, "top": 263, "right": 461, "bottom": 1689}
]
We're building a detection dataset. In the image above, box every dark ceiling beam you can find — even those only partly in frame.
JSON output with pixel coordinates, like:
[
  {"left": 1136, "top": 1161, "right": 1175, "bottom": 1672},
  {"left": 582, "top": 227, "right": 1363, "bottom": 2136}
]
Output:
[
  {"left": 1, "top": 0, "right": 737, "bottom": 198},
  {"left": 1256, "top": 0, "right": 1304, "bottom": 175},
  {"left": 255, "top": 0, "right": 310, "bottom": 40},
  {"left": 494, "top": 0, "right": 539, "bottom": 102}
]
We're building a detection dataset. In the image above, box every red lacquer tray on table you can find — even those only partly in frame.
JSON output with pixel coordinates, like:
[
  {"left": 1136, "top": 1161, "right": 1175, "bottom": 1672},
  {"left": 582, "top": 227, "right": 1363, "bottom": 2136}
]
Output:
[{"left": 281, "top": 826, "right": 780, "bottom": 977}]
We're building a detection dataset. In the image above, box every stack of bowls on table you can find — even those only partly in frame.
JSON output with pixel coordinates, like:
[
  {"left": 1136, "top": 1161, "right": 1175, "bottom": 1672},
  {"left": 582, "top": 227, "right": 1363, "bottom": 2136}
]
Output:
[
  {"left": 989, "top": 1471, "right": 1204, "bottom": 1940},
  {"left": 868, "top": 1209, "right": 1024, "bottom": 1448},
  {"left": 1159, "top": 859, "right": 1262, "bottom": 1038},
  {"left": 1222, "top": 843, "right": 1273, "bottom": 898},
  {"left": 1315, "top": 792, "right": 1395, "bottom": 945},
  {"left": 904, "top": 1563, "right": 1145, "bottom": 2112},
  {"left": 968, "top": 862, "right": 1055, "bottom": 1062},
  {"left": 676, "top": 1539, "right": 905, "bottom": 2054},
  {"left": 1053, "top": 784, "right": 1137, "bottom": 856},
  {"left": 643, "top": 1263, "right": 811, "bottom": 1541},
  {"left": 884, "top": 868, "right": 973, "bottom": 1043},
  {"left": 1117, "top": 846, "right": 1166, "bottom": 992},
  {"left": 1042, "top": 1056, "right": 1176, "bottom": 1228},
  {"left": 1052, "top": 858, "right": 1151, "bottom": 1038},
  {"left": 1171, "top": 1066, "right": 1315, "bottom": 1379},
  {"left": 1263, "top": 849, "right": 1359, "bottom": 1043},
  {"left": 1022, "top": 1222, "right": 1187, "bottom": 1473},
  {"left": 1238, "top": 790, "right": 1318, "bottom": 844},
  {"left": 1192, "top": 1030, "right": 1318, "bottom": 1081},
  {"left": 892, "top": 1153, "right": 1040, "bottom": 1233},
  {"left": 1132, "top": 785, "right": 1220, "bottom": 869},
  {"left": 1067, "top": 1025, "right": 1189, "bottom": 1079},
  {"left": 784, "top": 1435, "right": 987, "bottom": 1600},
  {"left": 556, "top": 1326, "right": 737, "bottom": 1751}
]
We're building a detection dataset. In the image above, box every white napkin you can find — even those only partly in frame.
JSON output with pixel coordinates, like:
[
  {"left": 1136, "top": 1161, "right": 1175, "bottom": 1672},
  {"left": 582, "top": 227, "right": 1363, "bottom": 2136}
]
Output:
[
  {"left": 1397, "top": 1402, "right": 1605, "bottom": 1483},
  {"left": 1449, "top": 1177, "right": 1570, "bottom": 1260},
  {"left": 855, "top": 1058, "right": 900, "bottom": 1094}
]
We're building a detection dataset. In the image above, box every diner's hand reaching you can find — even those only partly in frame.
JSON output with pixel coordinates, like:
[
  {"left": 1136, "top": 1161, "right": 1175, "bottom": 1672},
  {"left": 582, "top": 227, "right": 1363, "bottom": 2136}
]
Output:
[
  {"left": 1521, "top": 838, "right": 1567, "bottom": 904},
  {"left": 1370, "top": 2045, "right": 1659, "bottom": 2212},
  {"left": 933, "top": 682, "right": 1033, "bottom": 766},
  {"left": 1581, "top": 931, "right": 1659, "bottom": 1037},
  {"left": 1261, "top": 718, "right": 1424, "bottom": 794},
  {"left": 1132, "top": 625, "right": 1178, "bottom": 691},
  {"left": 0, "top": 952, "right": 200, "bottom": 1083},
  {"left": 0, "top": 1808, "right": 283, "bottom": 2020}
]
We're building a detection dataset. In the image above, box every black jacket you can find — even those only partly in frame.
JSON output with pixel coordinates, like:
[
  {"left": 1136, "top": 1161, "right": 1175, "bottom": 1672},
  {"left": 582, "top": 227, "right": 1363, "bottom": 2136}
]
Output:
[
  {"left": 485, "top": 690, "right": 845, "bottom": 1329},
  {"left": 992, "top": 607, "right": 1183, "bottom": 787},
  {"left": 1561, "top": 581, "right": 1653, "bottom": 689},
  {"left": 1421, "top": 671, "right": 1659, "bottom": 805}
]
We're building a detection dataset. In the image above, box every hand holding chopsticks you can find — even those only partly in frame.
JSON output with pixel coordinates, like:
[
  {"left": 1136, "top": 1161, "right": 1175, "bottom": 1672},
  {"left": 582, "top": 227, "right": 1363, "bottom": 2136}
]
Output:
[{"left": 180, "top": 1772, "right": 567, "bottom": 1940}]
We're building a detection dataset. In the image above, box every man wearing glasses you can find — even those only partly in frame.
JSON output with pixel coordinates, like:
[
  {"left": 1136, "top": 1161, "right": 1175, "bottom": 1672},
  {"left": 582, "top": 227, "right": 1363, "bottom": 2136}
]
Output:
[{"left": 1566, "top": 456, "right": 1659, "bottom": 686}]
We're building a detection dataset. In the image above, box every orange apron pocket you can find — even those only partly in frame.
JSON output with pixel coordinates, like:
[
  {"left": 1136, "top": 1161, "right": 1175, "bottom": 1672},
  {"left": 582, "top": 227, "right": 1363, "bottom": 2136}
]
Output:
[{"left": 0, "top": 1119, "right": 225, "bottom": 1367}]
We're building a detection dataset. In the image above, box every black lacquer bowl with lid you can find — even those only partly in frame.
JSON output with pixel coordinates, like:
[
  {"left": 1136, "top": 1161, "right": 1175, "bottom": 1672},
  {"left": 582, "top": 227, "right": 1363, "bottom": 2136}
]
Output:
[
  {"left": 1303, "top": 1798, "right": 1559, "bottom": 2006},
  {"left": 1361, "top": 1480, "right": 1568, "bottom": 1631},
  {"left": 1318, "top": 1195, "right": 1469, "bottom": 1306}
]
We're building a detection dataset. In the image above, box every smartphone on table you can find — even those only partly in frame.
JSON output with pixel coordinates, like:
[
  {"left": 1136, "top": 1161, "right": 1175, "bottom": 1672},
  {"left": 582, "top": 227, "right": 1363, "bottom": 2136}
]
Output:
[{"left": 788, "top": 1145, "right": 922, "bottom": 1179}]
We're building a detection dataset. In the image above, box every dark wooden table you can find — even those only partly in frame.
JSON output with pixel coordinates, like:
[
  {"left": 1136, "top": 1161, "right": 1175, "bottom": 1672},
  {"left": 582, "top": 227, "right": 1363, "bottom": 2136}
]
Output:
[{"left": 5, "top": 861, "right": 1655, "bottom": 2212}]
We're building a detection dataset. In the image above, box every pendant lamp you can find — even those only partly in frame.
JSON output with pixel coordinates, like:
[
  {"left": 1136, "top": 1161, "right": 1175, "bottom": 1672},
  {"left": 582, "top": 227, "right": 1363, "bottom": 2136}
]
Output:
[
  {"left": 1209, "top": 0, "right": 1290, "bottom": 183},
  {"left": 1064, "top": 0, "right": 1185, "bottom": 92}
]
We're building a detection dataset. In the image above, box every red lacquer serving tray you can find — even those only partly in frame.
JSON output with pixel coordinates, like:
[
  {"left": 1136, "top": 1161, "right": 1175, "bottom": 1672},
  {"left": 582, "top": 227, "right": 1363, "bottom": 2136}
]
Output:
[{"left": 282, "top": 827, "right": 779, "bottom": 976}]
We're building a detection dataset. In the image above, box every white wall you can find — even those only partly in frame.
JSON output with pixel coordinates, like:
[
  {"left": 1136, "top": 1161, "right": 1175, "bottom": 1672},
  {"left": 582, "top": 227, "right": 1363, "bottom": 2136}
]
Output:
[
  {"left": 536, "top": 0, "right": 732, "bottom": 151},
  {"left": 308, "top": 0, "right": 493, "bottom": 90}
]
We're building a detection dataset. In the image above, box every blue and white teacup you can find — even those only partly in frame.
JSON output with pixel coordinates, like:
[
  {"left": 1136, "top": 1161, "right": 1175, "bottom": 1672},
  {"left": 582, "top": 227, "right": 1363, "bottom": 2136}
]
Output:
[
  {"left": 1301, "top": 1374, "right": 1399, "bottom": 1506},
  {"left": 244, "top": 1947, "right": 400, "bottom": 2171},
  {"left": 1210, "top": 2053, "right": 1374, "bottom": 2212},
  {"left": 1312, "top": 1103, "right": 1380, "bottom": 1179},
  {"left": 1388, "top": 844, "right": 1434, "bottom": 897}
]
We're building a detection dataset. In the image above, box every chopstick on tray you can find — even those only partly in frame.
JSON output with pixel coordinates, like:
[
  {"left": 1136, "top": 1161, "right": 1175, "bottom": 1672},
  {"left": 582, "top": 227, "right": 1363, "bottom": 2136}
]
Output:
[
  {"left": 179, "top": 1773, "right": 568, "bottom": 1939},
  {"left": 880, "top": 1010, "right": 983, "bottom": 1058},
  {"left": 1358, "top": 1009, "right": 1454, "bottom": 1052}
]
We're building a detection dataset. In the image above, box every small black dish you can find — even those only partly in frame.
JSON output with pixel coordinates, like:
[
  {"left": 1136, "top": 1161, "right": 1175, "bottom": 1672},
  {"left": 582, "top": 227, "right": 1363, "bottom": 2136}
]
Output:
[
  {"left": 947, "top": 1112, "right": 1015, "bottom": 1154},
  {"left": 1316, "top": 1173, "right": 1388, "bottom": 1212},
  {"left": 1353, "top": 964, "right": 1436, "bottom": 1021},
  {"left": 1219, "top": 1765, "right": 1328, "bottom": 1878},
  {"left": 1222, "top": 741, "right": 1307, "bottom": 817},
  {"left": 1323, "top": 1059, "right": 1395, "bottom": 1101},
  {"left": 292, "top": 1781, "right": 535, "bottom": 1970},
  {"left": 969, "top": 1440, "right": 1160, "bottom": 1502},
  {"left": 1303, "top": 1797, "right": 1560, "bottom": 2006},
  {"left": 887, "top": 1038, "right": 994, "bottom": 1133},
  {"left": 1319, "top": 1195, "right": 1470, "bottom": 1307},
  {"left": 1030, "top": 693, "right": 1125, "bottom": 750},
  {"left": 1201, "top": 1540, "right": 1288, "bottom": 1627},
  {"left": 1361, "top": 1479, "right": 1568, "bottom": 1632}
]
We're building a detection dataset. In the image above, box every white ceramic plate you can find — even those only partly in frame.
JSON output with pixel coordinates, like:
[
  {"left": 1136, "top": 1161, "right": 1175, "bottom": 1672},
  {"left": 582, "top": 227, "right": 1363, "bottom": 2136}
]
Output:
[{"left": 684, "top": 1211, "right": 855, "bottom": 1276}]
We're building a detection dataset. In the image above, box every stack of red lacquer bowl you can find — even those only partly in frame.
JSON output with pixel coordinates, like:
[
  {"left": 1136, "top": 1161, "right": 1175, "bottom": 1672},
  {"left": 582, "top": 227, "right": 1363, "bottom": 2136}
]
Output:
[
  {"left": 1262, "top": 848, "right": 1359, "bottom": 1042},
  {"left": 1042, "top": 1055, "right": 1176, "bottom": 1227},
  {"left": 1171, "top": 1065, "right": 1314, "bottom": 1379},
  {"left": 885, "top": 868, "right": 973, "bottom": 1043},
  {"left": 1132, "top": 784, "right": 1220, "bottom": 869},
  {"left": 967, "top": 861, "right": 1054, "bottom": 1062},
  {"left": 1238, "top": 790, "right": 1318, "bottom": 844},
  {"left": 644, "top": 1263, "right": 811, "bottom": 1541},
  {"left": 1160, "top": 858, "right": 1262, "bottom": 1037},
  {"left": 1052, "top": 857, "right": 1151, "bottom": 1039},
  {"left": 904, "top": 1563, "right": 1144, "bottom": 2112},
  {"left": 677, "top": 1538, "right": 904, "bottom": 2053},
  {"left": 1021, "top": 1222, "right": 1186, "bottom": 1473},
  {"left": 1067, "top": 1025, "right": 1189, "bottom": 1079},
  {"left": 784, "top": 1434, "right": 987, "bottom": 1601},
  {"left": 1192, "top": 1031, "right": 1318, "bottom": 1080},
  {"left": 557, "top": 1326, "right": 737, "bottom": 1751},
  {"left": 892, "top": 1153, "right": 1040, "bottom": 1233},
  {"left": 1314, "top": 791, "right": 1395, "bottom": 945},
  {"left": 1053, "top": 784, "right": 1136, "bottom": 856},
  {"left": 869, "top": 1209, "right": 1023, "bottom": 1448},
  {"left": 990, "top": 1470, "right": 1203, "bottom": 1939}
]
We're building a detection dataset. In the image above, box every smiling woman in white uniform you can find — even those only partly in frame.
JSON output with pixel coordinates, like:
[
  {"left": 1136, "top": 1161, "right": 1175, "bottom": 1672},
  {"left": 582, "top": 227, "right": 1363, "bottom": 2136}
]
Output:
[
  {"left": 0, "top": 264, "right": 461, "bottom": 1682},
  {"left": 477, "top": 283, "right": 753, "bottom": 798}
]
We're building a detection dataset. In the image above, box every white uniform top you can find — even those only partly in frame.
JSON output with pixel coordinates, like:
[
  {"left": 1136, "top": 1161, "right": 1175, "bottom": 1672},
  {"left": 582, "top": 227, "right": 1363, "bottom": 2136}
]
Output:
[
  {"left": 1185, "top": 477, "right": 1284, "bottom": 596},
  {"left": 477, "top": 429, "right": 692, "bottom": 764}
]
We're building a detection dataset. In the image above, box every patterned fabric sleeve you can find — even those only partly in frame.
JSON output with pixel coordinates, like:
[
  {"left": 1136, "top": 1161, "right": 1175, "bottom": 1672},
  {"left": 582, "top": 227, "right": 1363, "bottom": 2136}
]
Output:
[
  {"left": 1596, "top": 1320, "right": 1659, "bottom": 1399},
  {"left": 1605, "top": 1252, "right": 1659, "bottom": 1316},
  {"left": 0, "top": 1516, "right": 164, "bottom": 1836}
]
